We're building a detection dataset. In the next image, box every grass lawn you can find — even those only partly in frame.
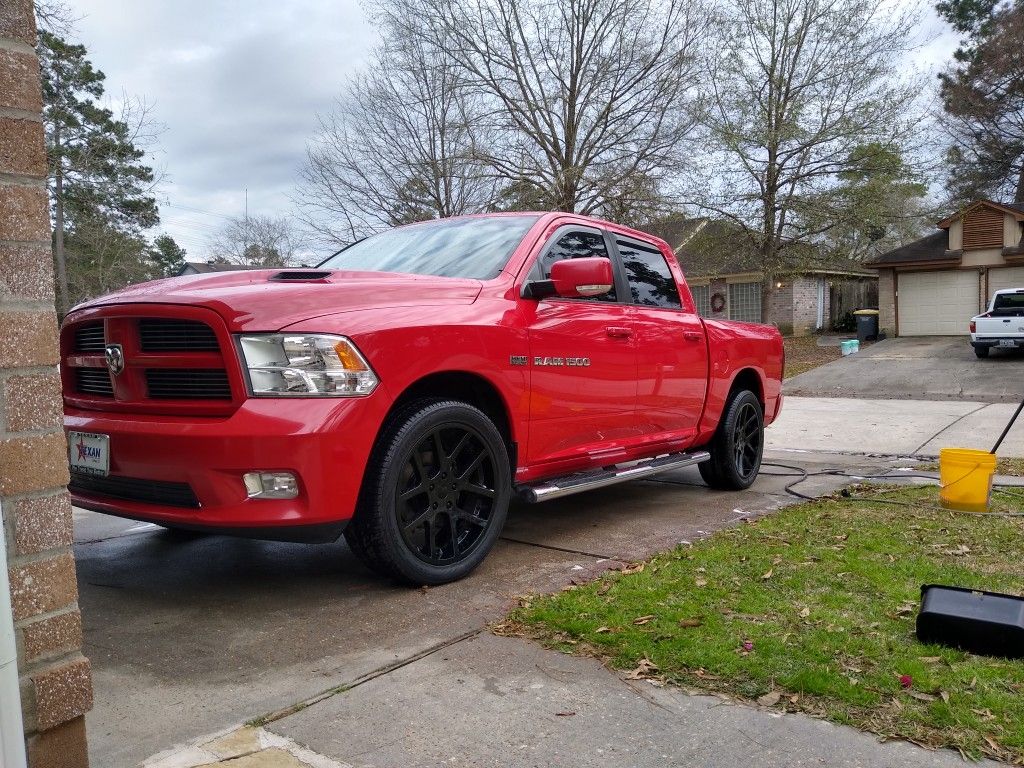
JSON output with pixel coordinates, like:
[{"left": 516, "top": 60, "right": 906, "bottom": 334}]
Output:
[
  {"left": 783, "top": 335, "right": 843, "bottom": 378},
  {"left": 506, "top": 486, "right": 1024, "bottom": 762}
]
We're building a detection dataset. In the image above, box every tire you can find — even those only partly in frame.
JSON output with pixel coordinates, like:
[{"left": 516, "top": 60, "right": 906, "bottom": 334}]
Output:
[
  {"left": 974, "top": 345, "right": 990, "bottom": 358},
  {"left": 344, "top": 399, "right": 511, "bottom": 585},
  {"left": 698, "top": 389, "right": 764, "bottom": 491}
]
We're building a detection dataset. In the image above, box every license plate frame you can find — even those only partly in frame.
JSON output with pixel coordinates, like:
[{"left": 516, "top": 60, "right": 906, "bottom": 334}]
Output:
[
  {"left": 998, "top": 339, "right": 1018, "bottom": 348},
  {"left": 68, "top": 431, "right": 110, "bottom": 477}
]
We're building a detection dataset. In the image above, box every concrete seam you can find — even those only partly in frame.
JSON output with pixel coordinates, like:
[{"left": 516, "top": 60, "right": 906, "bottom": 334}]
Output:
[
  {"left": 254, "top": 628, "right": 483, "bottom": 729},
  {"left": 0, "top": 107, "right": 42, "bottom": 122},
  {"left": 499, "top": 535, "right": 618, "bottom": 561},
  {"left": 0, "top": 38, "right": 36, "bottom": 55},
  {"left": 0, "top": 173, "right": 46, "bottom": 188}
]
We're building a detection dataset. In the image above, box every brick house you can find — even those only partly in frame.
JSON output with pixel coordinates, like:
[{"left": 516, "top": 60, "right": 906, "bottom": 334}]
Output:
[
  {"left": 1, "top": 1, "right": 93, "bottom": 766},
  {"left": 866, "top": 200, "right": 1024, "bottom": 336},
  {"left": 649, "top": 217, "right": 878, "bottom": 335}
]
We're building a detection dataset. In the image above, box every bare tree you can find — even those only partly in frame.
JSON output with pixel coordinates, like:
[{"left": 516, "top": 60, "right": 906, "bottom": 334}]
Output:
[
  {"left": 694, "top": 0, "right": 926, "bottom": 308},
  {"left": 384, "top": 0, "right": 707, "bottom": 215},
  {"left": 296, "top": 34, "right": 493, "bottom": 244},
  {"left": 208, "top": 214, "right": 303, "bottom": 268}
]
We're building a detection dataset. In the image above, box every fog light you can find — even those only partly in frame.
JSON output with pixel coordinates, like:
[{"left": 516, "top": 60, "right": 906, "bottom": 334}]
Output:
[{"left": 243, "top": 471, "right": 299, "bottom": 499}]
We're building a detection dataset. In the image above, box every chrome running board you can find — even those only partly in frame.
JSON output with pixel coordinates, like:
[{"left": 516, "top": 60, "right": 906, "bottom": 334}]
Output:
[{"left": 517, "top": 450, "right": 711, "bottom": 503}]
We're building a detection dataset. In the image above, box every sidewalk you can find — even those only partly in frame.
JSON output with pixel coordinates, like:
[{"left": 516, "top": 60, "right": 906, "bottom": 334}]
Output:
[
  {"left": 767, "top": 396, "right": 1024, "bottom": 457},
  {"left": 147, "top": 633, "right": 998, "bottom": 768}
]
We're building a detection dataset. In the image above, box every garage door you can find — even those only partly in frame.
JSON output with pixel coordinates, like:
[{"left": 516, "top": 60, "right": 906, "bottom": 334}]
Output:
[
  {"left": 898, "top": 270, "right": 980, "bottom": 336},
  {"left": 987, "top": 266, "right": 1024, "bottom": 305}
]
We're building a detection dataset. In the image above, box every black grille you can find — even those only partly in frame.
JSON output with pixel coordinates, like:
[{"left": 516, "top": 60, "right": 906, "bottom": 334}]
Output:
[
  {"left": 75, "top": 367, "right": 113, "bottom": 397},
  {"left": 70, "top": 471, "right": 199, "bottom": 508},
  {"left": 74, "top": 322, "right": 105, "bottom": 352},
  {"left": 145, "top": 369, "right": 231, "bottom": 399},
  {"left": 139, "top": 319, "right": 219, "bottom": 352}
]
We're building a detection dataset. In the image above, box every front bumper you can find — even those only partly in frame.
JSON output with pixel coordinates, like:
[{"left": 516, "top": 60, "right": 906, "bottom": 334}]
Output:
[{"left": 65, "top": 394, "right": 389, "bottom": 539}]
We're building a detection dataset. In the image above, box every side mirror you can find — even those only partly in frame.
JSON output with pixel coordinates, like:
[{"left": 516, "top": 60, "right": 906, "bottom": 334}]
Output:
[{"left": 545, "top": 257, "right": 614, "bottom": 298}]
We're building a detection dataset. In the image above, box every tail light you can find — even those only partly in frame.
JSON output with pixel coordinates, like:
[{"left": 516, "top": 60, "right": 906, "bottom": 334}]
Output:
[{"left": 969, "top": 321, "right": 976, "bottom": 333}]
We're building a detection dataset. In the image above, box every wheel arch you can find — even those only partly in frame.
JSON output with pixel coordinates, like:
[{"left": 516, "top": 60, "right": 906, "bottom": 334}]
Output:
[
  {"left": 728, "top": 367, "right": 766, "bottom": 409},
  {"left": 384, "top": 370, "right": 518, "bottom": 467}
]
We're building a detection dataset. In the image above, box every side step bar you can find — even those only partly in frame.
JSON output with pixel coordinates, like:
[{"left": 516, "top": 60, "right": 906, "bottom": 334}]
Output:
[{"left": 517, "top": 450, "right": 711, "bottom": 503}]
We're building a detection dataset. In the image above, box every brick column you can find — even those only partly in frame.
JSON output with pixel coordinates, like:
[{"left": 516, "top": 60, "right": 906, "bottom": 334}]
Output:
[{"left": 0, "top": 1, "right": 92, "bottom": 766}]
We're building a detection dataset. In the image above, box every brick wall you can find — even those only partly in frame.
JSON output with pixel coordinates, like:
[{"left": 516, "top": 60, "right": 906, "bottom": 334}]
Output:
[
  {"left": 765, "top": 283, "right": 794, "bottom": 334},
  {"left": 790, "top": 277, "right": 825, "bottom": 336},
  {"left": 877, "top": 268, "right": 895, "bottom": 336},
  {"left": 1, "top": 2, "right": 92, "bottom": 766}
]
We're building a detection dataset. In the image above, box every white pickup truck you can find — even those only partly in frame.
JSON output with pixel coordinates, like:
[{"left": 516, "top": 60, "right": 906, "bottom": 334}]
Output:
[{"left": 971, "top": 288, "right": 1024, "bottom": 358}]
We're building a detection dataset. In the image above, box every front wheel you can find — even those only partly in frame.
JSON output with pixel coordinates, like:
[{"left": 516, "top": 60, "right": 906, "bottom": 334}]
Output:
[
  {"left": 344, "top": 400, "right": 511, "bottom": 585},
  {"left": 699, "top": 389, "right": 764, "bottom": 490}
]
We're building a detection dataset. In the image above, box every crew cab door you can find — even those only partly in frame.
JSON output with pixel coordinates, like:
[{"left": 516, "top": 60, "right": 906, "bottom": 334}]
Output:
[
  {"left": 615, "top": 235, "right": 709, "bottom": 447},
  {"left": 520, "top": 226, "right": 638, "bottom": 469}
]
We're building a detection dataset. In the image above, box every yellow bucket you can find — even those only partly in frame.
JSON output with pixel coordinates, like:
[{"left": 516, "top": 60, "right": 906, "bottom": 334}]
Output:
[{"left": 939, "top": 448, "right": 997, "bottom": 513}]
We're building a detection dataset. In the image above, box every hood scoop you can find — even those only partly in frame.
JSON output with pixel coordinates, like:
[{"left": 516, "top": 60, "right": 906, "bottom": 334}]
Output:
[{"left": 269, "top": 270, "right": 333, "bottom": 282}]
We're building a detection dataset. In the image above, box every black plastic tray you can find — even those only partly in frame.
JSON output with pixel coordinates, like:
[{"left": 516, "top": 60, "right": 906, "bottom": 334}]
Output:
[{"left": 916, "top": 584, "right": 1024, "bottom": 658}]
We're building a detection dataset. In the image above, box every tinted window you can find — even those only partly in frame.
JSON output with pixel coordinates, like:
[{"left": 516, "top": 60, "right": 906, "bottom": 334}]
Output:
[
  {"left": 319, "top": 215, "right": 539, "bottom": 279},
  {"left": 619, "top": 240, "right": 682, "bottom": 309},
  {"left": 531, "top": 230, "right": 615, "bottom": 302},
  {"left": 993, "top": 292, "right": 1024, "bottom": 315}
]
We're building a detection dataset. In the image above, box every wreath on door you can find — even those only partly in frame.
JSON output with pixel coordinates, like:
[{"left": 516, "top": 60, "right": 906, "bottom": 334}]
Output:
[{"left": 710, "top": 292, "right": 726, "bottom": 313}]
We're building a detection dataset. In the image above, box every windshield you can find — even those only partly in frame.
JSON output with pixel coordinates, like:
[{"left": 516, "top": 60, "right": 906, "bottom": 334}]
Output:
[{"left": 319, "top": 216, "right": 540, "bottom": 279}]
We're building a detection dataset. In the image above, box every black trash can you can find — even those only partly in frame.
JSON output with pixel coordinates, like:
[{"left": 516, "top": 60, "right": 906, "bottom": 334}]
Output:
[{"left": 854, "top": 309, "right": 879, "bottom": 342}]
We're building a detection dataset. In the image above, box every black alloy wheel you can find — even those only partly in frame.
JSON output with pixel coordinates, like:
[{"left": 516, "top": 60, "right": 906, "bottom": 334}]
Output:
[
  {"left": 731, "top": 400, "right": 762, "bottom": 482},
  {"left": 396, "top": 425, "right": 498, "bottom": 565},
  {"left": 345, "top": 400, "right": 511, "bottom": 584},
  {"left": 699, "top": 389, "right": 764, "bottom": 490}
]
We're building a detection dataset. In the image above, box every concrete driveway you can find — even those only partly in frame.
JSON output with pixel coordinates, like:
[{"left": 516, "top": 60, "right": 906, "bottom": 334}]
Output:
[
  {"left": 785, "top": 336, "right": 1024, "bottom": 402},
  {"left": 76, "top": 450, "right": 900, "bottom": 767}
]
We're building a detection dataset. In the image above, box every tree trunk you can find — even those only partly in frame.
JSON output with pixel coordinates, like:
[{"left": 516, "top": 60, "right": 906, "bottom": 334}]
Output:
[
  {"left": 1015, "top": 162, "right": 1024, "bottom": 205},
  {"left": 53, "top": 126, "right": 69, "bottom": 318}
]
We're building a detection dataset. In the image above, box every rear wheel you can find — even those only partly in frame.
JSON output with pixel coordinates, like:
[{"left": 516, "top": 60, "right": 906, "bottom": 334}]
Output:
[
  {"left": 699, "top": 389, "right": 764, "bottom": 490},
  {"left": 345, "top": 400, "right": 510, "bottom": 585},
  {"left": 974, "top": 345, "right": 990, "bottom": 358}
]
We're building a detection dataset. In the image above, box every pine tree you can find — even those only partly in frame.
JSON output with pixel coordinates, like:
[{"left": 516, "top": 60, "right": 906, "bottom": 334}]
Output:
[
  {"left": 39, "top": 30, "right": 159, "bottom": 313},
  {"left": 937, "top": 0, "right": 1024, "bottom": 203},
  {"left": 150, "top": 234, "right": 187, "bottom": 278}
]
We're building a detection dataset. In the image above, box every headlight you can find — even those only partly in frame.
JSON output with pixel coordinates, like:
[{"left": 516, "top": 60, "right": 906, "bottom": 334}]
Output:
[{"left": 237, "top": 334, "right": 378, "bottom": 397}]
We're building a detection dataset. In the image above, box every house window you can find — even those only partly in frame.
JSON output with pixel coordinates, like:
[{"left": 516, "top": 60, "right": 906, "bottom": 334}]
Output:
[
  {"left": 728, "top": 281, "right": 762, "bottom": 323},
  {"left": 691, "top": 284, "right": 710, "bottom": 316}
]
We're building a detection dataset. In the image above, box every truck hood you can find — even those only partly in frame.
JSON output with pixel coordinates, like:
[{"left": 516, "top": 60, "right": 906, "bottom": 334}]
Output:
[{"left": 72, "top": 269, "right": 484, "bottom": 331}]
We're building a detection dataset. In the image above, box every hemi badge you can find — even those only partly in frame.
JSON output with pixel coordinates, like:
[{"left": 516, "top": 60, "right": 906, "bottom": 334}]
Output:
[{"left": 510, "top": 355, "right": 528, "bottom": 366}]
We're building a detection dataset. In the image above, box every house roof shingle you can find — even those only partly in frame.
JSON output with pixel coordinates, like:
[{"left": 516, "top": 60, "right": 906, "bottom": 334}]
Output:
[{"left": 863, "top": 231, "right": 954, "bottom": 267}]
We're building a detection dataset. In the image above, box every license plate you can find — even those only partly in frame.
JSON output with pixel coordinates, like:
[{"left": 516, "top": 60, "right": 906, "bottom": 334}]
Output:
[
  {"left": 68, "top": 431, "right": 109, "bottom": 476},
  {"left": 999, "top": 339, "right": 1017, "bottom": 348}
]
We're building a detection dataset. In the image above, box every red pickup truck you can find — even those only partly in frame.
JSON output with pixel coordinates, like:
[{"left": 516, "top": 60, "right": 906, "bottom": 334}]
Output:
[{"left": 61, "top": 213, "right": 784, "bottom": 583}]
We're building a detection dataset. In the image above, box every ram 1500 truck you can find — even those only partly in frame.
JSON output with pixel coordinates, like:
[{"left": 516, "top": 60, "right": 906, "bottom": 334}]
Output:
[
  {"left": 61, "top": 212, "right": 784, "bottom": 583},
  {"left": 971, "top": 288, "right": 1024, "bottom": 357}
]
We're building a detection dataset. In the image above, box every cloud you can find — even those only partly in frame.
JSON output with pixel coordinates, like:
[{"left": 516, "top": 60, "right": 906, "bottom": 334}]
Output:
[{"left": 69, "top": 0, "right": 377, "bottom": 257}]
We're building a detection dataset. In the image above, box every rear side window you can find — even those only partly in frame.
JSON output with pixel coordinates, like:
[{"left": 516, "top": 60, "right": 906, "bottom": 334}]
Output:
[
  {"left": 618, "top": 239, "right": 682, "bottom": 309},
  {"left": 531, "top": 229, "right": 616, "bottom": 302}
]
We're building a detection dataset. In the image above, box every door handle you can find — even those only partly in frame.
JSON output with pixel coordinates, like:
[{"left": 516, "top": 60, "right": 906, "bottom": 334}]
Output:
[
  {"left": 606, "top": 326, "right": 632, "bottom": 339},
  {"left": 683, "top": 331, "right": 702, "bottom": 342}
]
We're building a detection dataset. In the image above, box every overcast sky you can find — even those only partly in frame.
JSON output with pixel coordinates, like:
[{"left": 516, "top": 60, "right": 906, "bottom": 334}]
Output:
[
  {"left": 70, "top": 0, "right": 376, "bottom": 259},
  {"left": 67, "top": 0, "right": 956, "bottom": 262}
]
